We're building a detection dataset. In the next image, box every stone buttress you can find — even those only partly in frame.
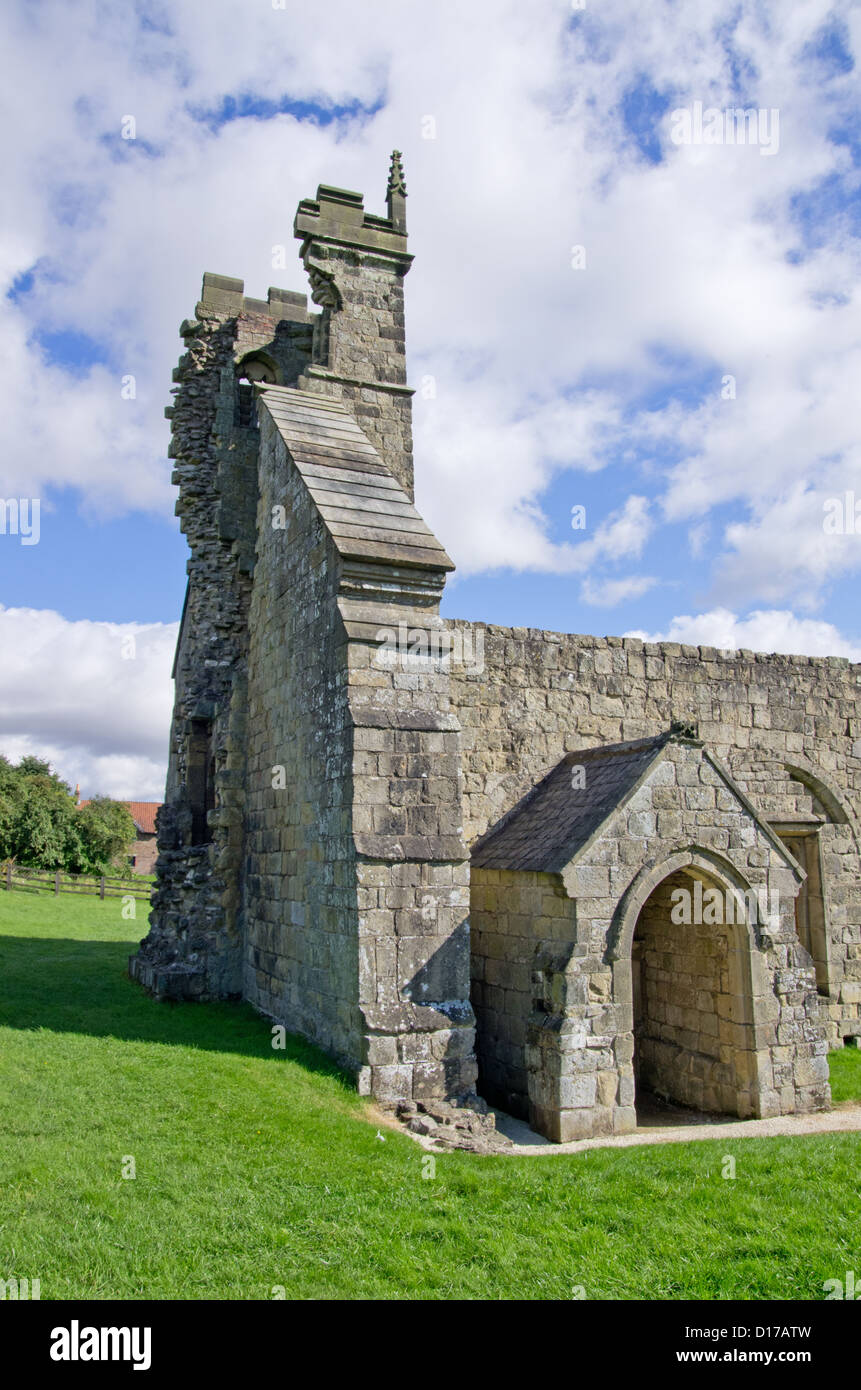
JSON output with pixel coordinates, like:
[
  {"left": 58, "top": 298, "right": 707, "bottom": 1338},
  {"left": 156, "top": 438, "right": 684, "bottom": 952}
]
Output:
[{"left": 243, "top": 385, "right": 475, "bottom": 1098}]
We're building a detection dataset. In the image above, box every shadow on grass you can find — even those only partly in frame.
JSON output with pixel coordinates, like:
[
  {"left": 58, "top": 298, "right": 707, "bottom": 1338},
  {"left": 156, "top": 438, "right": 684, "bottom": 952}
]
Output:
[{"left": 0, "top": 933, "right": 351, "bottom": 1084}]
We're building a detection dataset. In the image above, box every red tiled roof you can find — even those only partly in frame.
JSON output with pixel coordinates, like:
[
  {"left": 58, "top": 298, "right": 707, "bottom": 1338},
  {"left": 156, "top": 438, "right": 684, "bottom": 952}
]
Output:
[
  {"left": 126, "top": 802, "right": 160, "bottom": 835},
  {"left": 78, "top": 800, "right": 161, "bottom": 835}
]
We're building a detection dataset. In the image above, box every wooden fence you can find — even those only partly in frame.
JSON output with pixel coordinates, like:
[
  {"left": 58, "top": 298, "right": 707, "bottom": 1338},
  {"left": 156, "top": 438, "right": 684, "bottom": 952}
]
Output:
[{"left": 1, "top": 862, "right": 153, "bottom": 900}]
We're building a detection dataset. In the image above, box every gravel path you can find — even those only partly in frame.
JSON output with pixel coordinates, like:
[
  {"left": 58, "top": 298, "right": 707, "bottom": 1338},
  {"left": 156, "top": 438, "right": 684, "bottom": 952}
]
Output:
[{"left": 493, "top": 1102, "right": 861, "bottom": 1156}]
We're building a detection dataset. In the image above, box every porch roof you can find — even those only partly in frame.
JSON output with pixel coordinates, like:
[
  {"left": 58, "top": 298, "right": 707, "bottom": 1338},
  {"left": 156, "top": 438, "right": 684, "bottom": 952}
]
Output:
[
  {"left": 471, "top": 733, "right": 671, "bottom": 873},
  {"left": 470, "top": 727, "right": 799, "bottom": 877}
]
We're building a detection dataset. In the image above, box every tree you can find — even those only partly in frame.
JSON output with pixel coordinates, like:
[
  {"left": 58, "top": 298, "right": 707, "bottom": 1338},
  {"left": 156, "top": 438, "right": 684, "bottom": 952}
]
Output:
[
  {"left": 0, "top": 756, "right": 136, "bottom": 874},
  {"left": 0, "top": 755, "right": 22, "bottom": 860},
  {"left": 74, "top": 798, "right": 136, "bottom": 875},
  {"left": 0, "top": 757, "right": 78, "bottom": 868}
]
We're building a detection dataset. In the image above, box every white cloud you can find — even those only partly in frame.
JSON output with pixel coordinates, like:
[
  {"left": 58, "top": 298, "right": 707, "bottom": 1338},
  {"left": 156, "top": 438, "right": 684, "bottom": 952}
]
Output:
[
  {"left": 626, "top": 606, "right": 861, "bottom": 660},
  {"left": 0, "top": 606, "right": 176, "bottom": 799},
  {"left": 413, "top": 388, "right": 638, "bottom": 574},
  {"left": 0, "top": 0, "right": 859, "bottom": 637},
  {"left": 581, "top": 574, "right": 658, "bottom": 607}
]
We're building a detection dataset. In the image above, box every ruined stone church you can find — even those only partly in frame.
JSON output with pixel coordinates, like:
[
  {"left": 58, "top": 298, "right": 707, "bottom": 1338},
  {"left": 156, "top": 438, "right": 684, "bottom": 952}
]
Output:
[{"left": 131, "top": 154, "right": 861, "bottom": 1141}]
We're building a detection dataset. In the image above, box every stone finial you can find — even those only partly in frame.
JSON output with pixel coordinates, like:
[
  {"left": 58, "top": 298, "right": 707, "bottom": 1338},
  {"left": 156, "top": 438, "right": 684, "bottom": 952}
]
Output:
[
  {"left": 386, "top": 150, "right": 407, "bottom": 232},
  {"left": 387, "top": 149, "right": 407, "bottom": 196}
]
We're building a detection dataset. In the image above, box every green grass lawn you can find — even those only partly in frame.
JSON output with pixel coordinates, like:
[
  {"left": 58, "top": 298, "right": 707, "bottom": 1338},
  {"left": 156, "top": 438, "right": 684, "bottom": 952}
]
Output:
[
  {"left": 1, "top": 889, "right": 859, "bottom": 1301},
  {"left": 828, "top": 1042, "right": 861, "bottom": 1105}
]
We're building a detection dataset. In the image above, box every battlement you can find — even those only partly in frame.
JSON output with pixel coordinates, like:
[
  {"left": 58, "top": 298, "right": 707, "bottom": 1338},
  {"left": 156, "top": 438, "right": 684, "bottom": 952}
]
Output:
[
  {"left": 198, "top": 273, "right": 311, "bottom": 323},
  {"left": 294, "top": 180, "right": 410, "bottom": 262}
]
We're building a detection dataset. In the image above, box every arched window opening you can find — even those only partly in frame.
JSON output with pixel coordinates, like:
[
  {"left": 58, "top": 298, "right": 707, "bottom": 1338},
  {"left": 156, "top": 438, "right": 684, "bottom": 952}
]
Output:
[{"left": 235, "top": 355, "right": 277, "bottom": 428}]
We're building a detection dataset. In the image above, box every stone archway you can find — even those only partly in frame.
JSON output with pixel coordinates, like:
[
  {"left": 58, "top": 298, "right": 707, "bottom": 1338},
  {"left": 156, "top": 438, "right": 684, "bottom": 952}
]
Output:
[
  {"left": 610, "top": 848, "right": 772, "bottom": 1125},
  {"left": 631, "top": 866, "right": 760, "bottom": 1119}
]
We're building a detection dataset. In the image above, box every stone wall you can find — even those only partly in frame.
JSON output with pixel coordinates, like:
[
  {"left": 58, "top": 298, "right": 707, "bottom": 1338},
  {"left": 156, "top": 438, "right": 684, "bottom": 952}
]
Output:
[
  {"left": 470, "top": 867, "right": 570, "bottom": 1118},
  {"left": 450, "top": 623, "right": 861, "bottom": 1045},
  {"left": 242, "top": 410, "right": 357, "bottom": 1064},
  {"left": 131, "top": 276, "right": 317, "bottom": 1000}
]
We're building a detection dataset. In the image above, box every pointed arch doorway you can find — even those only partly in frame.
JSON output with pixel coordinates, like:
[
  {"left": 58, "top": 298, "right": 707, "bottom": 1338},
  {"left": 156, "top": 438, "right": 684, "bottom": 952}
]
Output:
[{"left": 630, "top": 864, "right": 761, "bottom": 1120}]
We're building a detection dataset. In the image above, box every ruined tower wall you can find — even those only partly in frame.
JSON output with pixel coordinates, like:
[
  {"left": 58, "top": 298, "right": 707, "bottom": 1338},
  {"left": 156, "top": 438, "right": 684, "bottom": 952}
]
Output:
[
  {"left": 448, "top": 623, "right": 861, "bottom": 1044},
  {"left": 132, "top": 277, "right": 316, "bottom": 1000},
  {"left": 242, "top": 414, "right": 359, "bottom": 1062},
  {"left": 132, "top": 299, "right": 251, "bottom": 996}
]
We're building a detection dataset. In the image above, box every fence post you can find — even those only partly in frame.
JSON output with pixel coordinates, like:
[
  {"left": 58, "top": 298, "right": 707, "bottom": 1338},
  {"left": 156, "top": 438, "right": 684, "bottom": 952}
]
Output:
[
  {"left": 100, "top": 876, "right": 106, "bottom": 900},
  {"left": 5, "top": 861, "right": 11, "bottom": 892},
  {"left": 54, "top": 870, "right": 60, "bottom": 896}
]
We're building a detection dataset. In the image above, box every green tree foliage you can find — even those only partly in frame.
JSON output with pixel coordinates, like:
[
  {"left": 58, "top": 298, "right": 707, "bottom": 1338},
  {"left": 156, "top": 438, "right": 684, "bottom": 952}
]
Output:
[
  {"left": 74, "top": 797, "right": 136, "bottom": 875},
  {"left": 0, "top": 757, "right": 136, "bottom": 874}
]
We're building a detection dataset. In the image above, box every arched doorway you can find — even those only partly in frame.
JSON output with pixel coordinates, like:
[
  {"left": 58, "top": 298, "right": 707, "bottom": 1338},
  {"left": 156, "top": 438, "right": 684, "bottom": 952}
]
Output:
[{"left": 630, "top": 865, "right": 760, "bottom": 1120}]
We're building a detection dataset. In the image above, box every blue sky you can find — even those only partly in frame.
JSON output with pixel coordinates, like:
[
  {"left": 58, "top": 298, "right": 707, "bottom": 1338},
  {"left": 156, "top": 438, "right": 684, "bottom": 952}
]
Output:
[{"left": 1, "top": 0, "right": 860, "bottom": 796}]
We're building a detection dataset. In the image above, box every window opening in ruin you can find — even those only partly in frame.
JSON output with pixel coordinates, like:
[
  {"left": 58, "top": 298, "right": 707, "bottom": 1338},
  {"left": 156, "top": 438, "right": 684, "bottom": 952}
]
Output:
[
  {"left": 235, "top": 355, "right": 276, "bottom": 428},
  {"left": 188, "top": 719, "right": 215, "bottom": 846},
  {"left": 236, "top": 381, "right": 256, "bottom": 428}
]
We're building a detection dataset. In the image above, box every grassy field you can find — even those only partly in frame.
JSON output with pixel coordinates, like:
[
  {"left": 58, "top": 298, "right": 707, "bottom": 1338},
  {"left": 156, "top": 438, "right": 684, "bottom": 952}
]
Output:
[
  {"left": 828, "top": 1042, "right": 861, "bottom": 1105},
  {"left": 0, "top": 889, "right": 859, "bottom": 1301}
]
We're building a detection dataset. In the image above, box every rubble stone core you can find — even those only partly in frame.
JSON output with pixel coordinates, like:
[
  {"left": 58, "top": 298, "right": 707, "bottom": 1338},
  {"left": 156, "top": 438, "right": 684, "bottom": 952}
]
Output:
[{"left": 131, "top": 157, "right": 860, "bottom": 1141}]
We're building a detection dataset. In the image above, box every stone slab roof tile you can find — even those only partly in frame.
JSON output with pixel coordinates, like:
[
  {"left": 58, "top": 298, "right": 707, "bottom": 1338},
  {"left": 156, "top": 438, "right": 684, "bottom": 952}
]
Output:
[
  {"left": 258, "top": 385, "right": 454, "bottom": 572},
  {"left": 471, "top": 734, "right": 671, "bottom": 873}
]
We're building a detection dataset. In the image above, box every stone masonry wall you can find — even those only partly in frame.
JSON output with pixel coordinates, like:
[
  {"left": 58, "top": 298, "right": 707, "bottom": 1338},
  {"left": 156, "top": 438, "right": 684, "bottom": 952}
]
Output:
[
  {"left": 242, "top": 412, "right": 358, "bottom": 1065},
  {"left": 133, "top": 303, "right": 249, "bottom": 997},
  {"left": 450, "top": 624, "right": 861, "bottom": 1045},
  {"left": 346, "top": 626, "right": 476, "bottom": 1101},
  {"left": 470, "top": 867, "right": 570, "bottom": 1118},
  {"left": 132, "top": 276, "right": 317, "bottom": 1000}
]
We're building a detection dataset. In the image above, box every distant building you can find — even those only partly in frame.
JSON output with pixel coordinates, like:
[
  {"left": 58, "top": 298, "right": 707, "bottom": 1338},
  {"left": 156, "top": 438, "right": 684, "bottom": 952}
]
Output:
[
  {"left": 77, "top": 798, "right": 161, "bottom": 875},
  {"left": 123, "top": 803, "right": 161, "bottom": 874}
]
